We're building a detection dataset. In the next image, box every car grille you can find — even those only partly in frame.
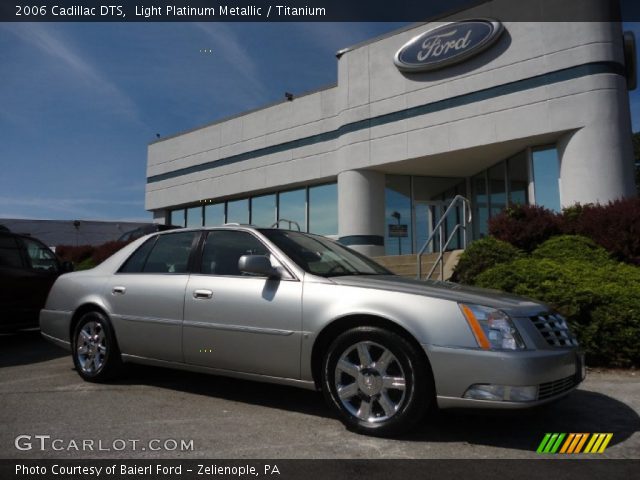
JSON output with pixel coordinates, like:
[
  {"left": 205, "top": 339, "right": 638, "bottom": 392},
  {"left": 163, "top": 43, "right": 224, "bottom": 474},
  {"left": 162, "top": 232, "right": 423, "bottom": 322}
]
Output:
[
  {"left": 530, "top": 313, "right": 579, "bottom": 347},
  {"left": 538, "top": 375, "right": 578, "bottom": 400}
]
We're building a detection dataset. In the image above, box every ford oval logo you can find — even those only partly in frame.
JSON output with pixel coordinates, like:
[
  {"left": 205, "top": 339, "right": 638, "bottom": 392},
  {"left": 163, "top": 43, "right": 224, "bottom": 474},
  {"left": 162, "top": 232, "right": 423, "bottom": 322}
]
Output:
[{"left": 394, "top": 20, "right": 504, "bottom": 72}]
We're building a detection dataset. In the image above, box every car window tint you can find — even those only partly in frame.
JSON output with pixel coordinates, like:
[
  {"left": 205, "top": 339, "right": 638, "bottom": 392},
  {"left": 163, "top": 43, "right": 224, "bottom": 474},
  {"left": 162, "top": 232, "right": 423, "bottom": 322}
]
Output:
[
  {"left": 119, "top": 237, "right": 156, "bottom": 273},
  {"left": 0, "top": 235, "right": 24, "bottom": 268},
  {"left": 23, "top": 238, "right": 58, "bottom": 272},
  {"left": 142, "top": 232, "right": 196, "bottom": 274},
  {"left": 201, "top": 231, "right": 269, "bottom": 276}
]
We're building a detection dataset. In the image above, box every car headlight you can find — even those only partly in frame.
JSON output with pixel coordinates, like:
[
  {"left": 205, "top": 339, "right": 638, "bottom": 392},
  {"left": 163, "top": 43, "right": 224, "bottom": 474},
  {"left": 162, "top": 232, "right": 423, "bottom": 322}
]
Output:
[{"left": 459, "top": 303, "right": 525, "bottom": 350}]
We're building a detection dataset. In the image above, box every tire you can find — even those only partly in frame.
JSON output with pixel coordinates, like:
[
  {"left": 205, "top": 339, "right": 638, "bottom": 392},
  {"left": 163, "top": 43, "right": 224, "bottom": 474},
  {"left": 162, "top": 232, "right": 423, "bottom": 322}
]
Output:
[
  {"left": 72, "top": 311, "right": 122, "bottom": 382},
  {"left": 322, "top": 326, "right": 432, "bottom": 437}
]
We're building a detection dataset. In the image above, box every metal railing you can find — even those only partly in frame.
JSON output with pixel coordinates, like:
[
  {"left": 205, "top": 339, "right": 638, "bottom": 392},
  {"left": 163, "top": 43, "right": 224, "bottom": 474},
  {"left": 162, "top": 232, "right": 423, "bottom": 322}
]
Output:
[{"left": 416, "top": 195, "right": 472, "bottom": 281}]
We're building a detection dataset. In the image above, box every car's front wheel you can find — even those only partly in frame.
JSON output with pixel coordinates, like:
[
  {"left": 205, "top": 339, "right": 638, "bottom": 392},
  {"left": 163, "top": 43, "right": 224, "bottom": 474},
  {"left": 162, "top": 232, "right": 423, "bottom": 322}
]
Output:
[
  {"left": 322, "top": 326, "right": 431, "bottom": 436},
  {"left": 72, "top": 311, "right": 122, "bottom": 382}
]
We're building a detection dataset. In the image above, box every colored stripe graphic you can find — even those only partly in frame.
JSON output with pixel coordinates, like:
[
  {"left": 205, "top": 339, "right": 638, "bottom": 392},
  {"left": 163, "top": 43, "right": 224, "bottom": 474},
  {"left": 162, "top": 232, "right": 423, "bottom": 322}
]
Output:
[{"left": 537, "top": 433, "right": 613, "bottom": 454}]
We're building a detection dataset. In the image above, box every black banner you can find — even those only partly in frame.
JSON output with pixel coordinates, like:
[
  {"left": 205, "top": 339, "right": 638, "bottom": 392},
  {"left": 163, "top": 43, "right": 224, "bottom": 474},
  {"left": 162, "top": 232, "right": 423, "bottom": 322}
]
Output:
[
  {"left": 1, "top": 0, "right": 640, "bottom": 22},
  {"left": 3, "top": 459, "right": 639, "bottom": 480}
]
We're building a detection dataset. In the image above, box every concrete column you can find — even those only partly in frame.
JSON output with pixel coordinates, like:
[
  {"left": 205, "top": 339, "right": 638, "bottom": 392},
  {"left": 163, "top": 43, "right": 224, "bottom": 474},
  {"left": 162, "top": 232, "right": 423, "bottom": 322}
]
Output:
[
  {"left": 338, "top": 170, "right": 385, "bottom": 257},
  {"left": 152, "top": 210, "right": 167, "bottom": 225},
  {"left": 558, "top": 81, "right": 637, "bottom": 207}
]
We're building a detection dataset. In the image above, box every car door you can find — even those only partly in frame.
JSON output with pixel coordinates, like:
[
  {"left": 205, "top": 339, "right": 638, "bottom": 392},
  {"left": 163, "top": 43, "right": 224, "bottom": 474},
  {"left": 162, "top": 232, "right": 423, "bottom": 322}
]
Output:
[
  {"left": 0, "top": 234, "right": 36, "bottom": 328},
  {"left": 21, "top": 237, "right": 62, "bottom": 315},
  {"left": 107, "top": 231, "right": 199, "bottom": 363},
  {"left": 183, "top": 230, "right": 303, "bottom": 379}
]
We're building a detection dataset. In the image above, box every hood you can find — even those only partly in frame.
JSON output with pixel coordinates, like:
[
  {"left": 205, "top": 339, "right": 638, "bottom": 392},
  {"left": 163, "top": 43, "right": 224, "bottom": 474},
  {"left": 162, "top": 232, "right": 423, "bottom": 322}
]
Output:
[{"left": 326, "top": 275, "right": 547, "bottom": 316}]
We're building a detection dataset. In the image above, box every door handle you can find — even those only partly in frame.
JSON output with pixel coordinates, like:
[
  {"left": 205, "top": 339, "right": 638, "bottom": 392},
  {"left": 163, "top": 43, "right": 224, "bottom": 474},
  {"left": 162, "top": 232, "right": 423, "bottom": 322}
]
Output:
[
  {"left": 112, "top": 286, "right": 126, "bottom": 295},
  {"left": 193, "top": 289, "right": 213, "bottom": 299}
]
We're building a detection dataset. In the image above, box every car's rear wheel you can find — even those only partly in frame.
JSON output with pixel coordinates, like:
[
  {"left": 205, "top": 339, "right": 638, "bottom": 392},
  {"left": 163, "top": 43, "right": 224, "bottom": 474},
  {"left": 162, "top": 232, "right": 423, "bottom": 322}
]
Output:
[
  {"left": 322, "top": 326, "right": 431, "bottom": 436},
  {"left": 72, "top": 311, "right": 122, "bottom": 382}
]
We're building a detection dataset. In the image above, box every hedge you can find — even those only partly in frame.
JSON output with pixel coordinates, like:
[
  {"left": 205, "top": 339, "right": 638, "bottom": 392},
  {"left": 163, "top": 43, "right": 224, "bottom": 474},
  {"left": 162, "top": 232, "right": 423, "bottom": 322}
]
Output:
[{"left": 472, "top": 236, "right": 640, "bottom": 367}]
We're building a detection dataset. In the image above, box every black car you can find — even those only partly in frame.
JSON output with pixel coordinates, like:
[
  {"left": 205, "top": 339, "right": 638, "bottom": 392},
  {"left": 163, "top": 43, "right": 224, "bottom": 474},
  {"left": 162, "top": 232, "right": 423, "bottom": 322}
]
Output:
[{"left": 0, "top": 230, "right": 73, "bottom": 332}]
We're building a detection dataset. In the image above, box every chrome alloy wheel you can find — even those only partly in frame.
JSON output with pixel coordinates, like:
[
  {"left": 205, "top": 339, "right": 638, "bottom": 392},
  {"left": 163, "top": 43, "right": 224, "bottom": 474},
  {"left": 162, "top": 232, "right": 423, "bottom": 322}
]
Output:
[
  {"left": 334, "top": 341, "right": 407, "bottom": 423},
  {"left": 76, "top": 321, "right": 107, "bottom": 375}
]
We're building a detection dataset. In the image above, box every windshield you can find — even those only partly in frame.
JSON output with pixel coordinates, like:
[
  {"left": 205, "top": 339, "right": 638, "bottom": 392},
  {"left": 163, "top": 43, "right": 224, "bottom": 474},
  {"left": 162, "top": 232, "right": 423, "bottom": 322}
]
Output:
[{"left": 258, "top": 229, "right": 392, "bottom": 277}]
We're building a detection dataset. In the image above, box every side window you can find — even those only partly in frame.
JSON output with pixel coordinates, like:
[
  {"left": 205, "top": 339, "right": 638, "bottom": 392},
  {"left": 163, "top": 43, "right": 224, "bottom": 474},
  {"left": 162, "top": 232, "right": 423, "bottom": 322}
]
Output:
[
  {"left": 201, "top": 231, "right": 270, "bottom": 276},
  {"left": 119, "top": 237, "right": 157, "bottom": 273},
  {"left": 23, "top": 238, "right": 58, "bottom": 272},
  {"left": 142, "top": 232, "right": 196, "bottom": 273},
  {"left": 0, "top": 235, "right": 25, "bottom": 269}
]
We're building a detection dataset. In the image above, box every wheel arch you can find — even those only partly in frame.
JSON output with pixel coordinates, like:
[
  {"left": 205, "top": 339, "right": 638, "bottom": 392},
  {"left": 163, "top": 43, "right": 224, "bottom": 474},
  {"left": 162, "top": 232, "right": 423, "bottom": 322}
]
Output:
[{"left": 310, "top": 314, "right": 435, "bottom": 392}]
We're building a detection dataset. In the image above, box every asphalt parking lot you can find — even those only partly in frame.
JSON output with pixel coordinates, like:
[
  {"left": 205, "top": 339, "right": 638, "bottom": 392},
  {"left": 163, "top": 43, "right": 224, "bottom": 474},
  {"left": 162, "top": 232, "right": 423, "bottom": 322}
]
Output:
[{"left": 1, "top": 330, "right": 638, "bottom": 459}]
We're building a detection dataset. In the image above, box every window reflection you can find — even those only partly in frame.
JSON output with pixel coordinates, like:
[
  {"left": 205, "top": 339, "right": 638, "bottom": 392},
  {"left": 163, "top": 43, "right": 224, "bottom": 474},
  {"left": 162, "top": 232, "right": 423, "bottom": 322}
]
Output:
[
  {"left": 170, "top": 209, "right": 185, "bottom": 228},
  {"left": 472, "top": 173, "right": 489, "bottom": 238},
  {"left": 309, "top": 184, "right": 338, "bottom": 235},
  {"left": 489, "top": 163, "right": 507, "bottom": 217},
  {"left": 385, "top": 175, "right": 412, "bottom": 255},
  {"left": 508, "top": 152, "right": 528, "bottom": 206},
  {"left": 204, "top": 203, "right": 225, "bottom": 226},
  {"left": 186, "top": 206, "right": 202, "bottom": 228},
  {"left": 278, "top": 189, "right": 306, "bottom": 231},
  {"left": 227, "top": 199, "right": 249, "bottom": 224},
  {"left": 532, "top": 148, "right": 561, "bottom": 212},
  {"left": 251, "top": 194, "right": 276, "bottom": 227}
]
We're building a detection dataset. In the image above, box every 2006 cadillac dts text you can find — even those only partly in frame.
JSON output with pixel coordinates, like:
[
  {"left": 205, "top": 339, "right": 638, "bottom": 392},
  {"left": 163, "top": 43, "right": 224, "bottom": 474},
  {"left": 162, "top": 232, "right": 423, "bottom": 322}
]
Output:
[{"left": 14, "top": 434, "right": 194, "bottom": 452}]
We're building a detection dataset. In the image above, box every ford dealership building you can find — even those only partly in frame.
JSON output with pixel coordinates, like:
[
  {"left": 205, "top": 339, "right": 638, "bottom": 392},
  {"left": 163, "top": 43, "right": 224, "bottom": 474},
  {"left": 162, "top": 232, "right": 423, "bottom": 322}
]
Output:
[{"left": 145, "top": 0, "right": 637, "bottom": 257}]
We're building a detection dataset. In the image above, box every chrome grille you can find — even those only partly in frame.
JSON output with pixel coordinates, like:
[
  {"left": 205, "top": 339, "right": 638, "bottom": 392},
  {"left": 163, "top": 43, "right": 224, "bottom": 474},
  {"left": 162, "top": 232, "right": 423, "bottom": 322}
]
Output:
[
  {"left": 530, "top": 313, "right": 579, "bottom": 347},
  {"left": 538, "top": 375, "right": 577, "bottom": 400}
]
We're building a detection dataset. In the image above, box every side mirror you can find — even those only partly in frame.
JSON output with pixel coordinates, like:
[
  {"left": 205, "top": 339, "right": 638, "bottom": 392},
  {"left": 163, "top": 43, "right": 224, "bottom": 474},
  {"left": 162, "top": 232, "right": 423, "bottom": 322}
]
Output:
[
  {"left": 61, "top": 261, "right": 75, "bottom": 273},
  {"left": 238, "top": 255, "right": 278, "bottom": 278}
]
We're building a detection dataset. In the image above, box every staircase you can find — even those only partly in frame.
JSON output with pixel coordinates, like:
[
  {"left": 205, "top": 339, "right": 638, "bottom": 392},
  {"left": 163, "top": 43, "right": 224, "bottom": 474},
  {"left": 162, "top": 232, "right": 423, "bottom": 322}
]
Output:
[{"left": 373, "top": 250, "right": 464, "bottom": 281}]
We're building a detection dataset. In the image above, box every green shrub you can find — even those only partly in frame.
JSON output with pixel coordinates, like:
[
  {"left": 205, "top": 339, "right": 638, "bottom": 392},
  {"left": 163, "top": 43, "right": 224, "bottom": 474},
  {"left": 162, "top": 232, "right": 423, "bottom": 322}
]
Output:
[
  {"left": 532, "top": 235, "right": 611, "bottom": 265},
  {"left": 451, "top": 237, "right": 524, "bottom": 285},
  {"left": 473, "top": 237, "right": 640, "bottom": 367}
]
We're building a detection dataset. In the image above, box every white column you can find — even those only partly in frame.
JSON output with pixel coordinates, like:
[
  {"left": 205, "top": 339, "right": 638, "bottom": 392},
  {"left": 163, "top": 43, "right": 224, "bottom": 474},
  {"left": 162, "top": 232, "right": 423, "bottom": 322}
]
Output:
[
  {"left": 558, "top": 81, "right": 637, "bottom": 206},
  {"left": 337, "top": 170, "right": 386, "bottom": 257}
]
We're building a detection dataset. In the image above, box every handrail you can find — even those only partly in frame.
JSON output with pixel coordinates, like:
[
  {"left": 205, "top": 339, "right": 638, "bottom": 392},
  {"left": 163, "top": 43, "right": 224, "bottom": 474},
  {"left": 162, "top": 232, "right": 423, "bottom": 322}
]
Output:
[
  {"left": 416, "top": 195, "right": 472, "bottom": 281},
  {"left": 270, "top": 219, "right": 302, "bottom": 231}
]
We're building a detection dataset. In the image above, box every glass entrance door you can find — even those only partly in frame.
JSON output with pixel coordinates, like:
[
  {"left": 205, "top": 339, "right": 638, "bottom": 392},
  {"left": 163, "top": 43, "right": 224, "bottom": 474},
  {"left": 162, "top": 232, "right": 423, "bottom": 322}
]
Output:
[{"left": 414, "top": 199, "right": 465, "bottom": 254}]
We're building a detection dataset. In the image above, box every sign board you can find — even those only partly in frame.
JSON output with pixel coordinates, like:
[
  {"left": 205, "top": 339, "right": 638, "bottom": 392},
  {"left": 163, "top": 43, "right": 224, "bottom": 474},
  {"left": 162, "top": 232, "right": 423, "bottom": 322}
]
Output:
[
  {"left": 394, "top": 20, "right": 504, "bottom": 72},
  {"left": 389, "top": 224, "right": 409, "bottom": 238}
]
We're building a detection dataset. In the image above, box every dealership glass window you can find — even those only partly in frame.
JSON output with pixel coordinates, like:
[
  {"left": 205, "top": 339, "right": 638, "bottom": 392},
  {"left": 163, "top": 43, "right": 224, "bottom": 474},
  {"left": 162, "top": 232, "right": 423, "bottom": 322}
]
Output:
[
  {"left": 471, "top": 173, "right": 489, "bottom": 238},
  {"left": 226, "top": 198, "right": 250, "bottom": 224},
  {"left": 169, "top": 209, "right": 185, "bottom": 228},
  {"left": 251, "top": 194, "right": 276, "bottom": 227},
  {"left": 385, "top": 175, "right": 412, "bottom": 255},
  {"left": 508, "top": 151, "right": 528, "bottom": 206},
  {"left": 278, "top": 189, "right": 306, "bottom": 231},
  {"left": 308, "top": 183, "right": 338, "bottom": 235},
  {"left": 532, "top": 147, "right": 561, "bottom": 212},
  {"left": 204, "top": 203, "right": 225, "bottom": 226},
  {"left": 186, "top": 206, "right": 203, "bottom": 228},
  {"left": 489, "top": 162, "right": 507, "bottom": 217}
]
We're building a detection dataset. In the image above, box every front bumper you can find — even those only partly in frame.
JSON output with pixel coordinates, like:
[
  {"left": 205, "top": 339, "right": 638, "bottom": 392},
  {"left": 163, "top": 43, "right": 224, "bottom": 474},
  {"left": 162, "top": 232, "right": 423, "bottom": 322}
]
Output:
[{"left": 425, "top": 344, "right": 585, "bottom": 409}]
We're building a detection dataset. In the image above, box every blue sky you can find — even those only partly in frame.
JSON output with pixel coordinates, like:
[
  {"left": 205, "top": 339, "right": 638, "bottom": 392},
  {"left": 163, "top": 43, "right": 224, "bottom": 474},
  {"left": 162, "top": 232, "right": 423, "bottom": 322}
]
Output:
[{"left": 1, "top": 22, "right": 639, "bottom": 222}]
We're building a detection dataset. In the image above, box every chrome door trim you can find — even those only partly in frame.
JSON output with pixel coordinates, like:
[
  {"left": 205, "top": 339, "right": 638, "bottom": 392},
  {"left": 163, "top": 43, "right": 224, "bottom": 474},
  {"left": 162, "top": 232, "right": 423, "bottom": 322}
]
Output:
[
  {"left": 182, "top": 319, "right": 295, "bottom": 336},
  {"left": 111, "top": 313, "right": 182, "bottom": 326}
]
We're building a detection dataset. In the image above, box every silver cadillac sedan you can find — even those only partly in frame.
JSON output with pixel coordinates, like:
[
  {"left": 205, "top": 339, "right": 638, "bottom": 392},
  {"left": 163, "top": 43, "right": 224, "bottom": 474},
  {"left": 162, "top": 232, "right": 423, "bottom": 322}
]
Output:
[{"left": 40, "top": 226, "right": 584, "bottom": 436}]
